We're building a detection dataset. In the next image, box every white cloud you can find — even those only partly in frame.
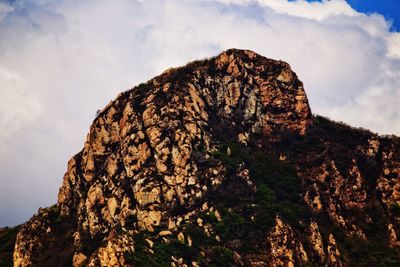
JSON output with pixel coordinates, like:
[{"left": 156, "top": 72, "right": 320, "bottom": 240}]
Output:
[
  {"left": 0, "top": 68, "right": 42, "bottom": 139},
  {"left": 388, "top": 32, "right": 400, "bottom": 58},
  {"left": 0, "top": 0, "right": 399, "bottom": 226},
  {"left": 259, "top": 0, "right": 357, "bottom": 20},
  {"left": 216, "top": 0, "right": 357, "bottom": 19},
  {"left": 0, "top": 2, "right": 13, "bottom": 22}
]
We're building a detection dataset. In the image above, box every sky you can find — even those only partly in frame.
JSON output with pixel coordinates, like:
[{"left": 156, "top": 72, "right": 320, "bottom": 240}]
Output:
[
  {"left": 346, "top": 0, "right": 400, "bottom": 31},
  {"left": 0, "top": 0, "right": 399, "bottom": 227}
]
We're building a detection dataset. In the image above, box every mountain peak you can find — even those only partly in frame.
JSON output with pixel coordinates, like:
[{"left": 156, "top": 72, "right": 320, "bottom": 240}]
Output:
[{"left": 10, "top": 50, "right": 400, "bottom": 267}]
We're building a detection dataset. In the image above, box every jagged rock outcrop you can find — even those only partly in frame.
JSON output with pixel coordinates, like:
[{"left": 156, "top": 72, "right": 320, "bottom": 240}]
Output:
[
  {"left": 11, "top": 49, "right": 400, "bottom": 266},
  {"left": 267, "top": 216, "right": 308, "bottom": 266}
]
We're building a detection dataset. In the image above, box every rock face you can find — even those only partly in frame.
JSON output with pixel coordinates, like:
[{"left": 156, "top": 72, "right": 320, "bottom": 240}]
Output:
[{"left": 12, "top": 49, "right": 400, "bottom": 266}]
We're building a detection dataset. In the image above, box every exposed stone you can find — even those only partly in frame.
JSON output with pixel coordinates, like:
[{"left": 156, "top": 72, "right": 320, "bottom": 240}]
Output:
[
  {"left": 277, "top": 64, "right": 293, "bottom": 83},
  {"left": 388, "top": 224, "right": 400, "bottom": 247},
  {"left": 159, "top": 230, "right": 172, "bottom": 236},
  {"left": 307, "top": 221, "right": 325, "bottom": 261},
  {"left": 156, "top": 160, "right": 168, "bottom": 173},
  {"left": 107, "top": 198, "right": 118, "bottom": 219},
  {"left": 88, "top": 234, "right": 134, "bottom": 267},
  {"left": 237, "top": 132, "right": 248, "bottom": 145},
  {"left": 267, "top": 216, "right": 309, "bottom": 267},
  {"left": 73, "top": 253, "right": 87, "bottom": 267},
  {"left": 327, "top": 234, "right": 343, "bottom": 267}
]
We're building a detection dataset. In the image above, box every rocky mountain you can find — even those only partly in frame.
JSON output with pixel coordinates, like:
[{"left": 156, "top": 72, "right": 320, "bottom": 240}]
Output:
[{"left": 3, "top": 49, "right": 400, "bottom": 266}]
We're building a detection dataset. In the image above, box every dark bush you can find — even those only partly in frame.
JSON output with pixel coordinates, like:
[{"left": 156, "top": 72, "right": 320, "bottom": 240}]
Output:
[
  {"left": 0, "top": 226, "right": 19, "bottom": 267},
  {"left": 210, "top": 246, "right": 234, "bottom": 266}
]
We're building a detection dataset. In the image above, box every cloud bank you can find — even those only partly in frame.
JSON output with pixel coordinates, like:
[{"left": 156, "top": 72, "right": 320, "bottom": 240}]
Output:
[{"left": 0, "top": 0, "right": 399, "bottom": 226}]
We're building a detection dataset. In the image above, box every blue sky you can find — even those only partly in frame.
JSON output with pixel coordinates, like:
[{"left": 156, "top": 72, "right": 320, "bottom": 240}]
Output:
[
  {"left": 347, "top": 0, "right": 400, "bottom": 31},
  {"left": 304, "top": 0, "right": 400, "bottom": 31},
  {"left": 0, "top": 0, "right": 399, "bottom": 227}
]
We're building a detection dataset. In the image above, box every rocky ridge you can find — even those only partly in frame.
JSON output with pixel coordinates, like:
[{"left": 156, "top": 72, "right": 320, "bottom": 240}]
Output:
[{"left": 10, "top": 49, "right": 400, "bottom": 266}]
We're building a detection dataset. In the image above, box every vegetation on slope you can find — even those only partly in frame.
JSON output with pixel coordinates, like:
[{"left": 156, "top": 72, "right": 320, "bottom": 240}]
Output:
[{"left": 0, "top": 226, "right": 19, "bottom": 267}]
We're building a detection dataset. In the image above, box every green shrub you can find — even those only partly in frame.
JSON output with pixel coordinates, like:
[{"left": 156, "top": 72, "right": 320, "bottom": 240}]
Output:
[
  {"left": 0, "top": 226, "right": 19, "bottom": 267},
  {"left": 211, "top": 141, "right": 305, "bottom": 232},
  {"left": 390, "top": 203, "right": 400, "bottom": 216},
  {"left": 125, "top": 232, "right": 199, "bottom": 267},
  {"left": 210, "top": 246, "right": 234, "bottom": 266}
]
